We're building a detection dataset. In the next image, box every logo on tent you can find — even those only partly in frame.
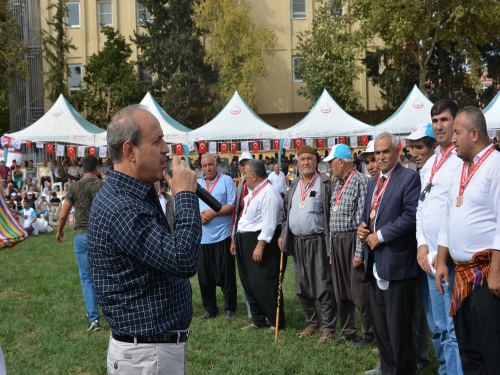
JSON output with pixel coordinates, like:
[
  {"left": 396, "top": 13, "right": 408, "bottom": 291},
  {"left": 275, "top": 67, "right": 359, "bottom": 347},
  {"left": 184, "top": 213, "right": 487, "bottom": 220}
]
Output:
[
  {"left": 320, "top": 104, "right": 332, "bottom": 113},
  {"left": 52, "top": 108, "right": 63, "bottom": 117},
  {"left": 412, "top": 99, "right": 424, "bottom": 109},
  {"left": 230, "top": 106, "right": 241, "bottom": 115}
]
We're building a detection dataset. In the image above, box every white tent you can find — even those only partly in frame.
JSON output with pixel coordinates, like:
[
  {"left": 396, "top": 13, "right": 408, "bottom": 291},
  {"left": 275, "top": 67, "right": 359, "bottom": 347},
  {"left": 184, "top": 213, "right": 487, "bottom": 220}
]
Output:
[
  {"left": 7, "top": 94, "right": 107, "bottom": 146},
  {"left": 375, "top": 85, "right": 433, "bottom": 134},
  {"left": 280, "top": 89, "right": 375, "bottom": 139},
  {"left": 187, "top": 91, "right": 280, "bottom": 141},
  {"left": 140, "top": 92, "right": 191, "bottom": 144},
  {"left": 483, "top": 91, "right": 500, "bottom": 129}
]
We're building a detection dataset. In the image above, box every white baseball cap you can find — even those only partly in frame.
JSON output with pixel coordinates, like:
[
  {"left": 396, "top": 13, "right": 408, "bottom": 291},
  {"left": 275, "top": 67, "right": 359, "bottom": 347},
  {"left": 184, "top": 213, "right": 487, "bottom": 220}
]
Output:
[
  {"left": 358, "top": 140, "right": 375, "bottom": 161},
  {"left": 405, "top": 122, "right": 435, "bottom": 141},
  {"left": 238, "top": 152, "right": 252, "bottom": 163}
]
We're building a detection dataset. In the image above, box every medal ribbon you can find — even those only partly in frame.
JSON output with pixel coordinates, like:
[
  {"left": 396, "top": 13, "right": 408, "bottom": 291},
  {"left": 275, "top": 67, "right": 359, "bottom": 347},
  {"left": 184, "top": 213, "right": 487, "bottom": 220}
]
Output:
[
  {"left": 246, "top": 180, "right": 269, "bottom": 208},
  {"left": 157, "top": 190, "right": 162, "bottom": 199},
  {"left": 371, "top": 166, "right": 397, "bottom": 212},
  {"left": 335, "top": 168, "right": 356, "bottom": 206},
  {"left": 300, "top": 172, "right": 319, "bottom": 202},
  {"left": 458, "top": 145, "right": 495, "bottom": 196},
  {"left": 428, "top": 145, "right": 456, "bottom": 184},
  {"left": 205, "top": 173, "right": 221, "bottom": 194}
]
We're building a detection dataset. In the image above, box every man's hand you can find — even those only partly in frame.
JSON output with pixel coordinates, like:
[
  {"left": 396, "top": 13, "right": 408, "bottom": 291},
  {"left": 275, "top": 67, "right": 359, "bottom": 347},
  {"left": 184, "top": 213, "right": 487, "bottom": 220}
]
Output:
[
  {"left": 164, "top": 157, "right": 197, "bottom": 195},
  {"left": 277, "top": 237, "right": 283, "bottom": 249},
  {"left": 357, "top": 222, "right": 370, "bottom": 242},
  {"left": 56, "top": 230, "right": 64, "bottom": 243},
  {"left": 252, "top": 242, "right": 266, "bottom": 264},
  {"left": 200, "top": 209, "right": 216, "bottom": 224},
  {"left": 488, "top": 251, "right": 500, "bottom": 298},
  {"left": 366, "top": 233, "right": 380, "bottom": 250},
  {"left": 230, "top": 242, "right": 236, "bottom": 256},
  {"left": 417, "top": 245, "right": 431, "bottom": 273},
  {"left": 353, "top": 256, "right": 364, "bottom": 268},
  {"left": 434, "top": 263, "right": 449, "bottom": 295}
]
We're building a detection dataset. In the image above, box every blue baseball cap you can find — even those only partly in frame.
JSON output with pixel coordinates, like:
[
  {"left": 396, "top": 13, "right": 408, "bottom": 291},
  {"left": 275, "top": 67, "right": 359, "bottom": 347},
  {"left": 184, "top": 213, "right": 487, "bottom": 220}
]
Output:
[
  {"left": 324, "top": 144, "right": 352, "bottom": 162},
  {"left": 405, "top": 122, "right": 435, "bottom": 141}
]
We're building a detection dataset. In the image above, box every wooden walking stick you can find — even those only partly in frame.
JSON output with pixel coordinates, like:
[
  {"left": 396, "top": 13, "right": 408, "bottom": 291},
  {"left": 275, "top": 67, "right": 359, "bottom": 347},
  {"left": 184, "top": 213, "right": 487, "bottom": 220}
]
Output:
[{"left": 275, "top": 251, "right": 285, "bottom": 341}]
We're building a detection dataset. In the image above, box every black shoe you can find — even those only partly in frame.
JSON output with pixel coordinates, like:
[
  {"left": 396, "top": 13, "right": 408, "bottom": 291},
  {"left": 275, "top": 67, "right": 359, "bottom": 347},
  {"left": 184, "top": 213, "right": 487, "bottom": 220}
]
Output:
[
  {"left": 87, "top": 320, "right": 101, "bottom": 332},
  {"left": 197, "top": 311, "right": 217, "bottom": 320},
  {"left": 225, "top": 311, "right": 236, "bottom": 321},
  {"left": 353, "top": 335, "right": 374, "bottom": 349},
  {"left": 336, "top": 333, "right": 358, "bottom": 344}
]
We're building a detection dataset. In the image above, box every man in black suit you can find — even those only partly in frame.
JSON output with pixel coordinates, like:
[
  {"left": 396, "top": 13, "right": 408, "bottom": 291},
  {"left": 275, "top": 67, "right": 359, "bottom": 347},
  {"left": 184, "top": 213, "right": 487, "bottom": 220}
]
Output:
[{"left": 358, "top": 132, "right": 421, "bottom": 375}]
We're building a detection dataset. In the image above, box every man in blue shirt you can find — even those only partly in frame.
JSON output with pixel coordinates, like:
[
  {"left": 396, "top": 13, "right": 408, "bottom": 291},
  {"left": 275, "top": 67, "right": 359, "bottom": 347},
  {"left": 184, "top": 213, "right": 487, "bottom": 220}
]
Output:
[
  {"left": 197, "top": 154, "right": 237, "bottom": 321},
  {"left": 87, "top": 104, "right": 200, "bottom": 375}
]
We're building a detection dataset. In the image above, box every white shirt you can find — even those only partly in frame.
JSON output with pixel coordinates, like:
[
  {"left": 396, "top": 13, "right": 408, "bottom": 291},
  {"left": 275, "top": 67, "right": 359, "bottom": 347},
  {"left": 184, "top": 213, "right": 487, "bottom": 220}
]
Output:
[
  {"left": 416, "top": 146, "right": 462, "bottom": 251},
  {"left": 158, "top": 192, "right": 167, "bottom": 216},
  {"left": 438, "top": 146, "right": 500, "bottom": 262},
  {"left": 267, "top": 171, "right": 287, "bottom": 195},
  {"left": 372, "top": 163, "right": 398, "bottom": 243},
  {"left": 237, "top": 179, "right": 283, "bottom": 243}
]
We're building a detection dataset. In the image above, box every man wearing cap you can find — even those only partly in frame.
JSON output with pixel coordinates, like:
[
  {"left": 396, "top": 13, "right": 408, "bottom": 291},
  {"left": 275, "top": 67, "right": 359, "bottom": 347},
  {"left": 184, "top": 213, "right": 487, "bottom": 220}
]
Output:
[
  {"left": 358, "top": 141, "right": 378, "bottom": 179},
  {"left": 325, "top": 144, "right": 373, "bottom": 349},
  {"left": 279, "top": 145, "right": 337, "bottom": 343},
  {"left": 357, "top": 132, "right": 421, "bottom": 375},
  {"left": 268, "top": 163, "right": 287, "bottom": 198},
  {"left": 20, "top": 199, "right": 37, "bottom": 235},
  {"left": 24, "top": 191, "right": 37, "bottom": 211}
]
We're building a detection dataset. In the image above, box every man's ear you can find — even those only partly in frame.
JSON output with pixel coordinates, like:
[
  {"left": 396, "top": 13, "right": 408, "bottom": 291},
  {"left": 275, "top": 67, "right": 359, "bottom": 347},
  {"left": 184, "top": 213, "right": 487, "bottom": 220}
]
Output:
[{"left": 122, "top": 140, "right": 136, "bottom": 162}]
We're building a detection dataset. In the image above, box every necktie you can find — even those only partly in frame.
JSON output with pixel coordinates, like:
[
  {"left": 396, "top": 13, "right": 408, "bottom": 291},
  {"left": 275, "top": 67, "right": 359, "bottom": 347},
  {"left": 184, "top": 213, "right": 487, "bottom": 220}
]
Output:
[{"left": 369, "top": 176, "right": 386, "bottom": 233}]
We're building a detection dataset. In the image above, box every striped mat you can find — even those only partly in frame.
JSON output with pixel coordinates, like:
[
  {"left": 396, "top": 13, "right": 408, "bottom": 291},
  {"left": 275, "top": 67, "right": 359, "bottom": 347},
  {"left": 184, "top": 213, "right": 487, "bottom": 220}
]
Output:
[{"left": 0, "top": 194, "right": 28, "bottom": 249}]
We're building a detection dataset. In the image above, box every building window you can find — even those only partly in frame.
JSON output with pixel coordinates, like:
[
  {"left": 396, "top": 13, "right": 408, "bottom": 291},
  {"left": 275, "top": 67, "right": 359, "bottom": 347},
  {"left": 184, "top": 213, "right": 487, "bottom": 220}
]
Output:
[
  {"left": 137, "top": 2, "right": 151, "bottom": 26},
  {"left": 138, "top": 64, "right": 153, "bottom": 84},
  {"left": 68, "top": 64, "right": 82, "bottom": 90},
  {"left": 98, "top": 1, "right": 113, "bottom": 26},
  {"left": 291, "top": 0, "right": 306, "bottom": 19},
  {"left": 328, "top": 0, "right": 343, "bottom": 16},
  {"left": 66, "top": 2, "right": 80, "bottom": 27},
  {"left": 292, "top": 56, "right": 303, "bottom": 82}
]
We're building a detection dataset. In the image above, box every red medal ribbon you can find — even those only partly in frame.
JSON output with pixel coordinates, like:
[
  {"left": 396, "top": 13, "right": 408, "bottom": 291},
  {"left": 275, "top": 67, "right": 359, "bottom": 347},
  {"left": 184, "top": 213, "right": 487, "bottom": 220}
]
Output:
[
  {"left": 246, "top": 180, "right": 269, "bottom": 208},
  {"left": 371, "top": 166, "right": 397, "bottom": 212},
  {"left": 300, "top": 172, "right": 319, "bottom": 202},
  {"left": 428, "top": 145, "right": 456, "bottom": 184},
  {"left": 458, "top": 145, "right": 495, "bottom": 195},
  {"left": 335, "top": 168, "right": 356, "bottom": 206},
  {"left": 205, "top": 173, "right": 221, "bottom": 194},
  {"left": 157, "top": 190, "right": 162, "bottom": 199}
]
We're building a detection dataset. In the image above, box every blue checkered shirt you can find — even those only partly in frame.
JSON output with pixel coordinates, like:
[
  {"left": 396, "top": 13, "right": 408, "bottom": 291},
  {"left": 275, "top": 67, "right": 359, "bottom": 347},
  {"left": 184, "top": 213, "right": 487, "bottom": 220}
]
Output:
[{"left": 87, "top": 170, "right": 201, "bottom": 336}]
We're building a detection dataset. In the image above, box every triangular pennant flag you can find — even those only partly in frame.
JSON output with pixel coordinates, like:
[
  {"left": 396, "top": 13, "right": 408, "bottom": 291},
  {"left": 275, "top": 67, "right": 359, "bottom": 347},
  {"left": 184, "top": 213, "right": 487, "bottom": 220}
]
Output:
[
  {"left": 99, "top": 146, "right": 107, "bottom": 158},
  {"left": 78, "top": 146, "right": 85, "bottom": 157}
]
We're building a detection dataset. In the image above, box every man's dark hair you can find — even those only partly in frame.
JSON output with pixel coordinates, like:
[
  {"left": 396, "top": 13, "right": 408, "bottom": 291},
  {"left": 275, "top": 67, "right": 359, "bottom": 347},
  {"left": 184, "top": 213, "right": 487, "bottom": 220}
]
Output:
[
  {"left": 29, "top": 160, "right": 33, "bottom": 163},
  {"left": 246, "top": 160, "right": 267, "bottom": 178},
  {"left": 456, "top": 106, "right": 489, "bottom": 138},
  {"left": 421, "top": 136, "right": 436, "bottom": 149},
  {"left": 431, "top": 99, "right": 459, "bottom": 118},
  {"left": 82, "top": 155, "right": 99, "bottom": 173}
]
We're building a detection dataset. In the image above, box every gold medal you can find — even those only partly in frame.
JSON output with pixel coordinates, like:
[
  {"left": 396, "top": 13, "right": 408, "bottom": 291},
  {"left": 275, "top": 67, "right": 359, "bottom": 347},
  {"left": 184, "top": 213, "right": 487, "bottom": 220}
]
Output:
[
  {"left": 370, "top": 209, "right": 376, "bottom": 220},
  {"left": 333, "top": 204, "right": 339, "bottom": 212},
  {"left": 455, "top": 195, "right": 463, "bottom": 207},
  {"left": 298, "top": 200, "right": 306, "bottom": 209}
]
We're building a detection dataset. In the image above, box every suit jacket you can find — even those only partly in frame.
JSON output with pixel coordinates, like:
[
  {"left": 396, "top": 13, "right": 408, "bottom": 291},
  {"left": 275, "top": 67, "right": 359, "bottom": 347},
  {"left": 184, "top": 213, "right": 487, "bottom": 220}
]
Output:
[
  {"left": 361, "top": 163, "right": 420, "bottom": 281},
  {"left": 280, "top": 173, "right": 333, "bottom": 256},
  {"left": 230, "top": 180, "right": 246, "bottom": 241}
]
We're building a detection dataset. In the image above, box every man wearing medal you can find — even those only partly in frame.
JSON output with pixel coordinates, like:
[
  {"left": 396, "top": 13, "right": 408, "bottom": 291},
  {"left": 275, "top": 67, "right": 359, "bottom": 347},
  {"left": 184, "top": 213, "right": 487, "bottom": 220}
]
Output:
[
  {"left": 325, "top": 144, "right": 374, "bottom": 349},
  {"left": 414, "top": 101, "right": 464, "bottom": 375},
  {"left": 278, "top": 145, "right": 337, "bottom": 343},
  {"left": 197, "top": 154, "right": 238, "bottom": 321},
  {"left": 435, "top": 107, "right": 500, "bottom": 374},
  {"left": 357, "top": 132, "right": 421, "bottom": 375}
]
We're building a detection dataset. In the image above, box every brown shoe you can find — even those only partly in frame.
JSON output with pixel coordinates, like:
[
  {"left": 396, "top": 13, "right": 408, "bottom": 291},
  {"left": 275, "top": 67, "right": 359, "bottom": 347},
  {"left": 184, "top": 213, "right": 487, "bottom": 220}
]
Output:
[
  {"left": 318, "top": 331, "right": 335, "bottom": 344},
  {"left": 297, "top": 327, "right": 321, "bottom": 338}
]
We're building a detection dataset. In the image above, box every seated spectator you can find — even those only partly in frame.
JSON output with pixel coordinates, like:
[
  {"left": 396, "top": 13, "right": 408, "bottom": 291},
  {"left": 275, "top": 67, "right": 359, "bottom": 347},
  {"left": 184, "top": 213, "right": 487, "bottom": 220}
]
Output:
[
  {"left": 8, "top": 193, "right": 22, "bottom": 213},
  {"left": 0, "top": 161, "right": 10, "bottom": 180},
  {"left": 99, "top": 158, "right": 112, "bottom": 180},
  {"left": 218, "top": 159, "right": 229, "bottom": 175},
  {"left": 5, "top": 182, "right": 18, "bottom": 198},
  {"left": 22, "top": 160, "right": 28, "bottom": 169},
  {"left": 49, "top": 191, "right": 61, "bottom": 225},
  {"left": 43, "top": 182, "right": 56, "bottom": 196},
  {"left": 10, "top": 159, "right": 19, "bottom": 171},
  {"left": 67, "top": 160, "right": 82, "bottom": 181},
  {"left": 13, "top": 165, "right": 24, "bottom": 189},
  {"left": 230, "top": 161, "right": 239, "bottom": 178},
  {"left": 37, "top": 195, "right": 49, "bottom": 219},
  {"left": 20, "top": 200, "right": 37, "bottom": 235},
  {"left": 63, "top": 175, "right": 74, "bottom": 195},
  {"left": 37, "top": 160, "right": 52, "bottom": 188},
  {"left": 0, "top": 179, "right": 7, "bottom": 195},
  {"left": 25, "top": 160, "right": 38, "bottom": 185},
  {"left": 24, "top": 178, "right": 39, "bottom": 196},
  {"left": 24, "top": 191, "right": 37, "bottom": 210},
  {"left": 54, "top": 160, "right": 68, "bottom": 184}
]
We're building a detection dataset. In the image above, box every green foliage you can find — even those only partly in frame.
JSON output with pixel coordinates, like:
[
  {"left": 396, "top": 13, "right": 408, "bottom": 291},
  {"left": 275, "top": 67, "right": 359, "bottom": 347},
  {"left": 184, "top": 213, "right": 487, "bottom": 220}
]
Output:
[
  {"left": 295, "top": 0, "right": 365, "bottom": 113},
  {"left": 194, "top": 0, "right": 277, "bottom": 111},
  {"left": 82, "top": 26, "right": 144, "bottom": 128},
  {"left": 132, "top": 0, "right": 216, "bottom": 128},
  {"left": 41, "top": 0, "right": 76, "bottom": 103}
]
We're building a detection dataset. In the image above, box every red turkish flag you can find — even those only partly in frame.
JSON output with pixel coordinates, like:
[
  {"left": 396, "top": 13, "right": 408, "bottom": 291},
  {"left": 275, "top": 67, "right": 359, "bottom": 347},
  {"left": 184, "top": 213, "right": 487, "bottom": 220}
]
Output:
[
  {"left": 231, "top": 142, "right": 237, "bottom": 153},
  {"left": 88, "top": 146, "right": 96, "bottom": 156},
  {"left": 26, "top": 140, "right": 32, "bottom": 148},
  {"left": 294, "top": 138, "right": 302, "bottom": 149},
  {"left": 220, "top": 142, "right": 228, "bottom": 153},
  {"left": 175, "top": 144, "right": 183, "bottom": 155},
  {"left": 338, "top": 137, "right": 346, "bottom": 144},
  {"left": 252, "top": 141, "right": 259, "bottom": 152},
  {"left": 360, "top": 135, "right": 369, "bottom": 146},
  {"left": 273, "top": 139, "right": 280, "bottom": 150},
  {"left": 46, "top": 143, "right": 54, "bottom": 154},
  {"left": 67, "top": 145, "right": 75, "bottom": 158},
  {"left": 198, "top": 141, "right": 206, "bottom": 154},
  {"left": 316, "top": 138, "right": 325, "bottom": 149},
  {"left": 397, "top": 138, "right": 403, "bottom": 153}
]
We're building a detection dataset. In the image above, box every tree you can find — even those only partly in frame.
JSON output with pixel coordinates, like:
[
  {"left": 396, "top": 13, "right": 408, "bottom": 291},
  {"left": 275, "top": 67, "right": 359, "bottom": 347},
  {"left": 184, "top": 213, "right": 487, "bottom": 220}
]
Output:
[
  {"left": 294, "top": 0, "right": 365, "bottom": 112},
  {"left": 82, "top": 26, "right": 144, "bottom": 128},
  {"left": 41, "top": 0, "right": 76, "bottom": 103},
  {"left": 132, "top": 0, "right": 216, "bottom": 128},
  {"left": 194, "top": 0, "right": 277, "bottom": 110}
]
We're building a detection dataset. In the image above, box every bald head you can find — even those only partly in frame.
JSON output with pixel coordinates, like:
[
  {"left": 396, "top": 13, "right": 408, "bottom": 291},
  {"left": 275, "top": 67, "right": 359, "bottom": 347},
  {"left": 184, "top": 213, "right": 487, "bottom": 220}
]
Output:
[{"left": 455, "top": 107, "right": 489, "bottom": 140}]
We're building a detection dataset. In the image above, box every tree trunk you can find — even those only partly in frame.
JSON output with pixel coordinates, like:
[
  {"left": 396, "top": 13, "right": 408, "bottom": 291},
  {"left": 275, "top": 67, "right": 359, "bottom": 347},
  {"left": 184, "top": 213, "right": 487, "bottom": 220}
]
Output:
[{"left": 419, "top": 63, "right": 426, "bottom": 95}]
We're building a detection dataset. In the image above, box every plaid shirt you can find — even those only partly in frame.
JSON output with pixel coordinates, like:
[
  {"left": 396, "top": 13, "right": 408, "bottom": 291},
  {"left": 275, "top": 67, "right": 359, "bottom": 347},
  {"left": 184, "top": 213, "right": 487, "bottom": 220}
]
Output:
[
  {"left": 87, "top": 170, "right": 201, "bottom": 336},
  {"left": 329, "top": 169, "right": 369, "bottom": 258}
]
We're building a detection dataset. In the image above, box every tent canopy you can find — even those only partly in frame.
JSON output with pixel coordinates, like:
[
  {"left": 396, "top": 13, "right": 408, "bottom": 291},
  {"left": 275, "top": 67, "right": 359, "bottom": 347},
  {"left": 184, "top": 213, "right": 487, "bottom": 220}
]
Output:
[
  {"left": 8, "top": 94, "right": 107, "bottom": 146},
  {"left": 187, "top": 91, "right": 280, "bottom": 141},
  {"left": 140, "top": 92, "right": 191, "bottom": 144},
  {"left": 281, "top": 89, "right": 375, "bottom": 138},
  {"left": 375, "top": 85, "right": 433, "bottom": 134},
  {"left": 483, "top": 91, "right": 500, "bottom": 129}
]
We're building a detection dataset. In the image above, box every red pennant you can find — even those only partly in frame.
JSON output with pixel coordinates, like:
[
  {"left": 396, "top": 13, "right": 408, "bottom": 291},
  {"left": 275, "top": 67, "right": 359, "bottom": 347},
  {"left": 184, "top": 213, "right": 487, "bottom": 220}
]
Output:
[
  {"left": 220, "top": 142, "right": 228, "bottom": 153},
  {"left": 316, "top": 138, "right": 325, "bottom": 149},
  {"left": 397, "top": 139, "right": 403, "bottom": 154},
  {"left": 273, "top": 139, "right": 280, "bottom": 150},
  {"left": 338, "top": 137, "right": 346, "bottom": 144},
  {"left": 174, "top": 144, "right": 183, "bottom": 155},
  {"left": 252, "top": 141, "right": 260, "bottom": 152},
  {"left": 67, "top": 146, "right": 75, "bottom": 158},
  {"left": 26, "top": 140, "right": 32, "bottom": 148},
  {"left": 198, "top": 141, "right": 206, "bottom": 154},
  {"left": 46, "top": 143, "right": 54, "bottom": 154},
  {"left": 294, "top": 139, "right": 303, "bottom": 149},
  {"left": 3, "top": 136, "right": 11, "bottom": 147},
  {"left": 361, "top": 135, "right": 369, "bottom": 146},
  {"left": 88, "top": 146, "right": 96, "bottom": 156},
  {"left": 231, "top": 142, "right": 237, "bottom": 153}
]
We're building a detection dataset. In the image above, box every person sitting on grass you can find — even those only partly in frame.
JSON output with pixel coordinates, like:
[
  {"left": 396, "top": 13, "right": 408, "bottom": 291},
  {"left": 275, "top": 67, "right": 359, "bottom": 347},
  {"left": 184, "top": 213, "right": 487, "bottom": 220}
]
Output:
[
  {"left": 20, "top": 200, "right": 37, "bottom": 236},
  {"left": 24, "top": 191, "right": 37, "bottom": 211},
  {"left": 37, "top": 195, "right": 49, "bottom": 219},
  {"left": 49, "top": 192, "right": 61, "bottom": 225}
]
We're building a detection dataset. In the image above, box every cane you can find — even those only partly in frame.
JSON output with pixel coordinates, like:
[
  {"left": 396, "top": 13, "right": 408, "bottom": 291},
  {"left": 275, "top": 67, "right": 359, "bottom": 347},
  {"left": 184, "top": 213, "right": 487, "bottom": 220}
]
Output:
[{"left": 275, "top": 251, "right": 285, "bottom": 341}]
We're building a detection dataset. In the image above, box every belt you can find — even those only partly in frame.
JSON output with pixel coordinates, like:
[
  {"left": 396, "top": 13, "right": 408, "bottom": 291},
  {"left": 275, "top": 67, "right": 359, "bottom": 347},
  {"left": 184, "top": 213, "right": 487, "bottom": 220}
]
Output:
[{"left": 111, "top": 330, "right": 189, "bottom": 344}]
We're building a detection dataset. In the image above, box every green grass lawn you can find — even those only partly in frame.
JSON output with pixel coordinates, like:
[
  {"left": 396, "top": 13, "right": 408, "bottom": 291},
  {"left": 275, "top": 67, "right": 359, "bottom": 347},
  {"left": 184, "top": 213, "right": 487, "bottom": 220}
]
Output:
[{"left": 0, "top": 228, "right": 439, "bottom": 374}]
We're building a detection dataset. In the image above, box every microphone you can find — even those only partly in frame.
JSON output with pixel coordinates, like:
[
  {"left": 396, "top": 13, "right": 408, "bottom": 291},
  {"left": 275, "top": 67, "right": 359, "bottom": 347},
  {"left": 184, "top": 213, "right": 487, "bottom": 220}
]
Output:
[{"left": 164, "top": 161, "right": 222, "bottom": 213}]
